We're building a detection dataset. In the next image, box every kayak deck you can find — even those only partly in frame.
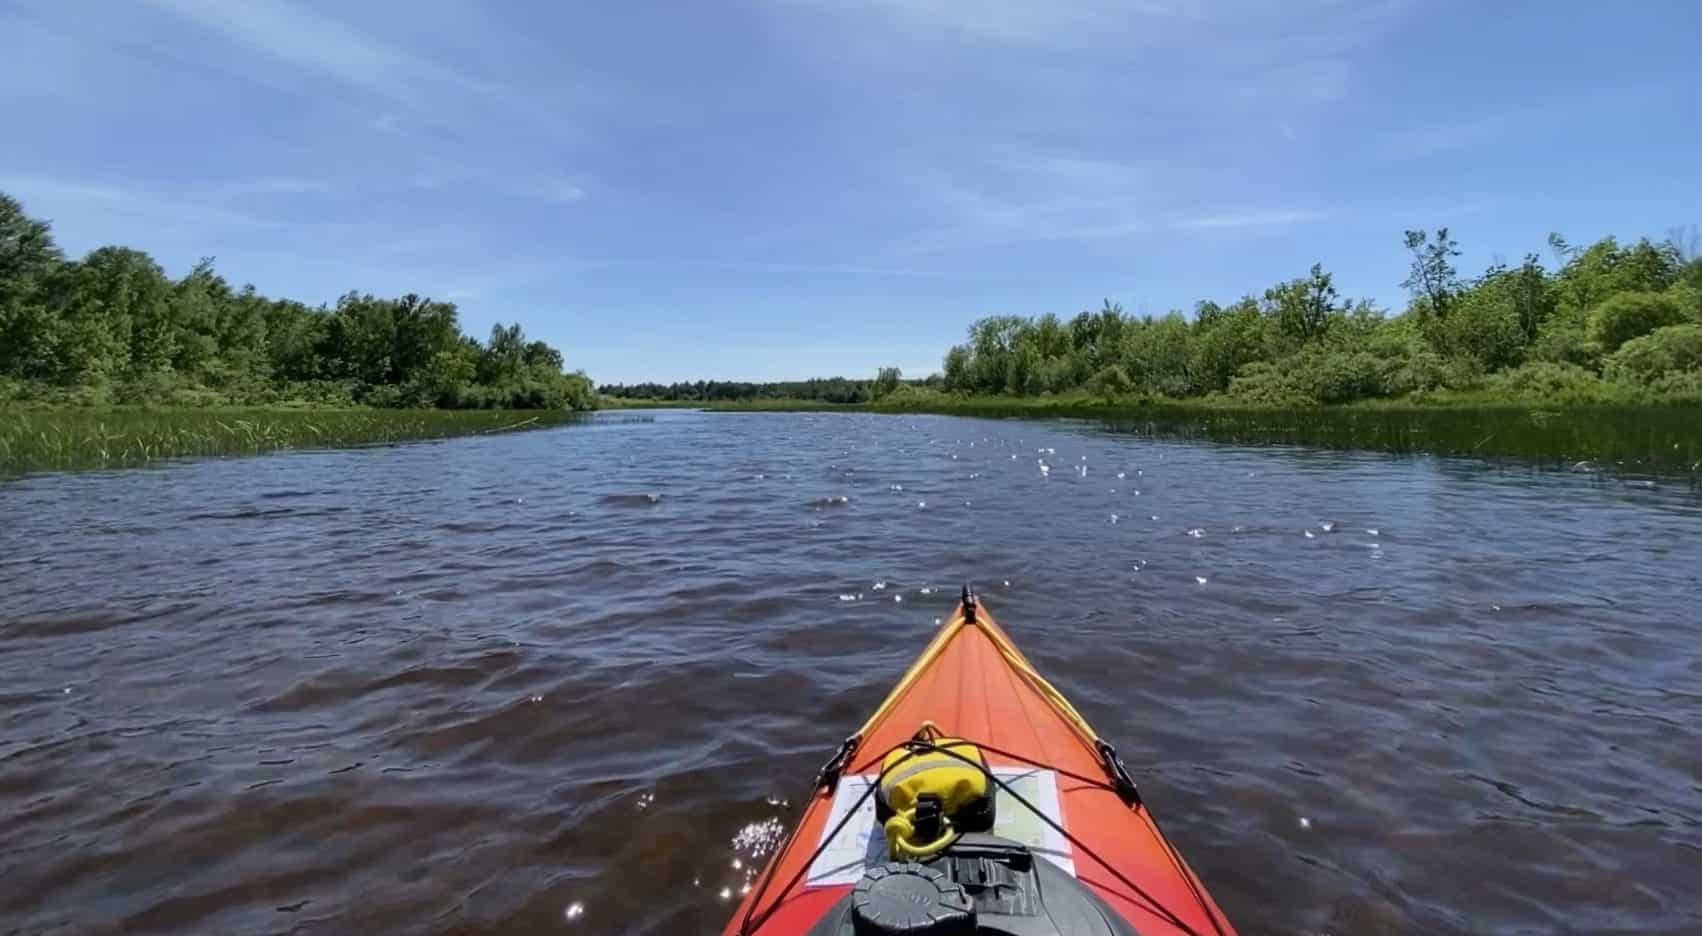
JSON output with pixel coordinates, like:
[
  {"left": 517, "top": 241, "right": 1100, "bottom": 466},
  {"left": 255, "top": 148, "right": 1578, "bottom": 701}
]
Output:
[{"left": 725, "top": 598, "right": 1236, "bottom": 936}]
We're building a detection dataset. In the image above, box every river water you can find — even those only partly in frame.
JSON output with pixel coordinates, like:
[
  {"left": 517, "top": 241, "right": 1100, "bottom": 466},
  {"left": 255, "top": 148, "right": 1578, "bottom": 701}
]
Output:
[{"left": 1, "top": 410, "right": 1698, "bottom": 935}]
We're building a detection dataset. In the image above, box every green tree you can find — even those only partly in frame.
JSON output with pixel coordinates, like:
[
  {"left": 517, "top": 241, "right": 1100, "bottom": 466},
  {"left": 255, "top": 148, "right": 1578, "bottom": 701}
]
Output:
[
  {"left": 1191, "top": 299, "right": 1268, "bottom": 393},
  {"left": 392, "top": 294, "right": 463, "bottom": 382},
  {"left": 1122, "top": 313, "right": 1194, "bottom": 395},
  {"left": 53, "top": 246, "right": 178, "bottom": 382},
  {"left": 0, "top": 193, "right": 65, "bottom": 378},
  {"left": 0, "top": 188, "right": 593, "bottom": 408},
  {"left": 1264, "top": 264, "right": 1338, "bottom": 344},
  {"left": 872, "top": 366, "right": 903, "bottom": 398},
  {"left": 942, "top": 345, "right": 970, "bottom": 391},
  {"left": 1069, "top": 310, "right": 1101, "bottom": 355},
  {"left": 1402, "top": 227, "right": 1461, "bottom": 319},
  {"left": 1552, "top": 236, "right": 1681, "bottom": 320},
  {"left": 967, "top": 315, "right": 1025, "bottom": 393},
  {"left": 479, "top": 322, "right": 527, "bottom": 385},
  {"left": 1436, "top": 277, "right": 1528, "bottom": 370},
  {"left": 167, "top": 258, "right": 225, "bottom": 377},
  {"left": 1589, "top": 291, "right": 1688, "bottom": 352},
  {"left": 1094, "top": 301, "right": 1125, "bottom": 365}
]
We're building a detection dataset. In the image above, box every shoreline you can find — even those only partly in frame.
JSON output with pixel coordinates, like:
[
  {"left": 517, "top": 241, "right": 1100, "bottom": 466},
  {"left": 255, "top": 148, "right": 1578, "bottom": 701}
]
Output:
[
  {"left": 8, "top": 397, "right": 1696, "bottom": 477},
  {"left": 0, "top": 407, "right": 592, "bottom": 477},
  {"left": 604, "top": 395, "right": 1702, "bottom": 473}
]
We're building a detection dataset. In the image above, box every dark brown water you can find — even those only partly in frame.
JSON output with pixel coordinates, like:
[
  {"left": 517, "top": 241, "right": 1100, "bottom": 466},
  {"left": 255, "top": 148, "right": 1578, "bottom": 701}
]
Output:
[{"left": 2, "top": 411, "right": 1699, "bottom": 935}]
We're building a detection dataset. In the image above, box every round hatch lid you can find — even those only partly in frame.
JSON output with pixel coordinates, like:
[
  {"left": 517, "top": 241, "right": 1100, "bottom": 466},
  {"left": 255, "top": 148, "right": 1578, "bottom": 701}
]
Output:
[{"left": 851, "top": 862, "right": 975, "bottom": 936}]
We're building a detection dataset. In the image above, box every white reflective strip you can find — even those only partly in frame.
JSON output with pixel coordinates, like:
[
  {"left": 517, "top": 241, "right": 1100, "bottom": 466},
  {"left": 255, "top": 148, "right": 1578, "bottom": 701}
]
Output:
[{"left": 879, "top": 747, "right": 983, "bottom": 798}]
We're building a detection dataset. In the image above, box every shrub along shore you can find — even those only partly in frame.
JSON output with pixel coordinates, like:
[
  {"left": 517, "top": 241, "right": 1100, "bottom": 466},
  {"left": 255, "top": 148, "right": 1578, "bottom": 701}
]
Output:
[{"left": 604, "top": 228, "right": 1702, "bottom": 410}]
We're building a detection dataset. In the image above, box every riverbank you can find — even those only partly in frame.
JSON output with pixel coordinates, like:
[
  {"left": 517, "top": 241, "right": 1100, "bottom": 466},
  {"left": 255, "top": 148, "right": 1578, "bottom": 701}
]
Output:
[
  {"left": 603, "top": 394, "right": 1702, "bottom": 473},
  {"left": 0, "top": 407, "right": 589, "bottom": 475}
]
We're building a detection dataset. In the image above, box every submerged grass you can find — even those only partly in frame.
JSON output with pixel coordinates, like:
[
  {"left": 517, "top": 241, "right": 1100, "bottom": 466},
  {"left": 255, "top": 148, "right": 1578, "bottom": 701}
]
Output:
[{"left": 0, "top": 407, "right": 589, "bottom": 476}]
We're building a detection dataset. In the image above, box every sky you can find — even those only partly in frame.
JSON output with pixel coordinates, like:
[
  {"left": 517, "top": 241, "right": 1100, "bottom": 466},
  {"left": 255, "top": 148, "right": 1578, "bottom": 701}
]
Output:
[{"left": 1, "top": 0, "right": 1698, "bottom": 384}]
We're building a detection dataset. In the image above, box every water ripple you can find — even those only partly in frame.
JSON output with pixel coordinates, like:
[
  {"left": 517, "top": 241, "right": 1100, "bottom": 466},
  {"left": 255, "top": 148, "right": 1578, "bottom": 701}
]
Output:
[{"left": 1, "top": 411, "right": 1698, "bottom": 934}]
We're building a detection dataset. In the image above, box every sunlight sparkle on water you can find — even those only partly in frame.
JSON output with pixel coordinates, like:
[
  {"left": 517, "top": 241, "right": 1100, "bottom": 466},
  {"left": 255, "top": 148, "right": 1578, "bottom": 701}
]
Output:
[{"left": 733, "top": 817, "right": 785, "bottom": 858}]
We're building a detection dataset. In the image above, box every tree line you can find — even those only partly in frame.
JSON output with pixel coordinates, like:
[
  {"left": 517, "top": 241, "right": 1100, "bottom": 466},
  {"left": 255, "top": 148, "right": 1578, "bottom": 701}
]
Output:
[
  {"left": 598, "top": 369, "right": 937, "bottom": 405},
  {"left": 934, "top": 229, "right": 1702, "bottom": 405},
  {"left": 0, "top": 192, "right": 595, "bottom": 409}
]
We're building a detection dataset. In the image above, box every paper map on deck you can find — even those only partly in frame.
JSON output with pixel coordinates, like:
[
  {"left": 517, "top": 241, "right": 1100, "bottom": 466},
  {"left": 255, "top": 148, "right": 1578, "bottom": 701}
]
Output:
[{"left": 805, "top": 767, "right": 1073, "bottom": 887}]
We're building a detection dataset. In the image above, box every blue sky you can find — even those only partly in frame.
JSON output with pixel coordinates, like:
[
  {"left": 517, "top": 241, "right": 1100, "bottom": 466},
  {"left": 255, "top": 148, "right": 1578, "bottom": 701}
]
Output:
[{"left": 2, "top": 0, "right": 1698, "bottom": 383}]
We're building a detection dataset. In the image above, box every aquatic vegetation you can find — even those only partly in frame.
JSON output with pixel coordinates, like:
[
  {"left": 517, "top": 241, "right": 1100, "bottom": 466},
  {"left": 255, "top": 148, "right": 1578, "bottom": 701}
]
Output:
[
  {"left": 765, "top": 395, "right": 1701, "bottom": 474},
  {"left": 0, "top": 407, "right": 590, "bottom": 475}
]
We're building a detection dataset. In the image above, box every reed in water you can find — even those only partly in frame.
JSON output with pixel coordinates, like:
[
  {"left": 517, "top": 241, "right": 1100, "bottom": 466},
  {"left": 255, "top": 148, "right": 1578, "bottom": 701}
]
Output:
[{"left": 0, "top": 408, "right": 588, "bottom": 475}]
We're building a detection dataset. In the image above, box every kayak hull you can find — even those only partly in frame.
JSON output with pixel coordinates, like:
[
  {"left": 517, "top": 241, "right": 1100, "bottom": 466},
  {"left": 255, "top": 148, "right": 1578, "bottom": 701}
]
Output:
[{"left": 724, "top": 601, "right": 1237, "bottom": 936}]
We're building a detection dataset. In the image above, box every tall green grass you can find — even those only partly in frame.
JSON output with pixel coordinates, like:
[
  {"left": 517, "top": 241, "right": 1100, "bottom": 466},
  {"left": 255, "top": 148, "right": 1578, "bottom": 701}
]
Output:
[
  {"left": 0, "top": 407, "right": 588, "bottom": 475},
  {"left": 1081, "top": 403, "right": 1701, "bottom": 473},
  {"left": 697, "top": 394, "right": 1701, "bottom": 474}
]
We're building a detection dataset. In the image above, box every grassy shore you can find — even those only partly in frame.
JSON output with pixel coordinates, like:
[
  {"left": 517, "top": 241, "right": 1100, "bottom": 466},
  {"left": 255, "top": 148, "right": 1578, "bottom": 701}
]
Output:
[
  {"left": 0, "top": 407, "right": 588, "bottom": 476},
  {"left": 604, "top": 393, "right": 1701, "bottom": 473}
]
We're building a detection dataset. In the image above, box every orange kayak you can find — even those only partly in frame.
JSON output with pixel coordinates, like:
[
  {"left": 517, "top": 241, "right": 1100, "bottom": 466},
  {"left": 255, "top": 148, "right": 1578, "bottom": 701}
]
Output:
[{"left": 723, "top": 591, "right": 1238, "bottom": 936}]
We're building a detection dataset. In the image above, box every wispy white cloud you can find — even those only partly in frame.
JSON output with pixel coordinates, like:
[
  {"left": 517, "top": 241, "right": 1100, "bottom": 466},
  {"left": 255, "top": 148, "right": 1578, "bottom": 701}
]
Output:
[
  {"left": 1182, "top": 210, "right": 1321, "bottom": 230},
  {"left": 143, "top": 0, "right": 494, "bottom": 115},
  {"left": 683, "top": 260, "right": 936, "bottom": 277},
  {"left": 0, "top": 172, "right": 346, "bottom": 261},
  {"left": 984, "top": 151, "right": 1151, "bottom": 194},
  {"left": 0, "top": 175, "right": 131, "bottom": 206},
  {"left": 136, "top": 0, "right": 592, "bottom": 183},
  {"left": 788, "top": 0, "right": 1412, "bottom": 55},
  {"left": 881, "top": 146, "right": 1176, "bottom": 252},
  {"left": 776, "top": 0, "right": 1416, "bottom": 257},
  {"left": 827, "top": 0, "right": 1168, "bottom": 46},
  {"left": 1377, "top": 110, "right": 1541, "bottom": 159},
  {"left": 407, "top": 168, "right": 590, "bottom": 206}
]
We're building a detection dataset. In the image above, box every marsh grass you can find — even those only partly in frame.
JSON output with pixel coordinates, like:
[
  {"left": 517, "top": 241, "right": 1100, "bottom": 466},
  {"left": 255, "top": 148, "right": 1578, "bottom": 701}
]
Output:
[
  {"left": 0, "top": 407, "right": 589, "bottom": 475},
  {"left": 684, "top": 394, "right": 1701, "bottom": 474}
]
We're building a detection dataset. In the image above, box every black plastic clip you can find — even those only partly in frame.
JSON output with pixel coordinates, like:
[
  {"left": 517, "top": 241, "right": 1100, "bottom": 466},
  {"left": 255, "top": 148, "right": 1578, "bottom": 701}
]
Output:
[
  {"left": 913, "top": 793, "right": 943, "bottom": 843},
  {"left": 1095, "top": 739, "right": 1142, "bottom": 807},
  {"left": 815, "top": 733, "right": 861, "bottom": 793},
  {"left": 962, "top": 585, "right": 977, "bottom": 624}
]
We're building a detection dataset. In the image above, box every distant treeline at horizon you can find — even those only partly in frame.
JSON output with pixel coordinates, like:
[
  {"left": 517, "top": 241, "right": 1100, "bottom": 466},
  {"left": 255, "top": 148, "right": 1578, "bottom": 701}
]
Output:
[
  {"left": 0, "top": 191, "right": 595, "bottom": 410},
  {"left": 608, "top": 227, "right": 1702, "bottom": 407},
  {"left": 598, "top": 370, "right": 930, "bottom": 404},
  {"left": 8, "top": 182, "right": 1698, "bottom": 412}
]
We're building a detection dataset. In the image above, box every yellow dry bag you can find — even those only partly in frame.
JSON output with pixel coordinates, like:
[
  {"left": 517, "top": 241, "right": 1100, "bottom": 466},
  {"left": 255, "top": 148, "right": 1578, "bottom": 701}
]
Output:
[{"left": 875, "top": 723, "right": 995, "bottom": 859}]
